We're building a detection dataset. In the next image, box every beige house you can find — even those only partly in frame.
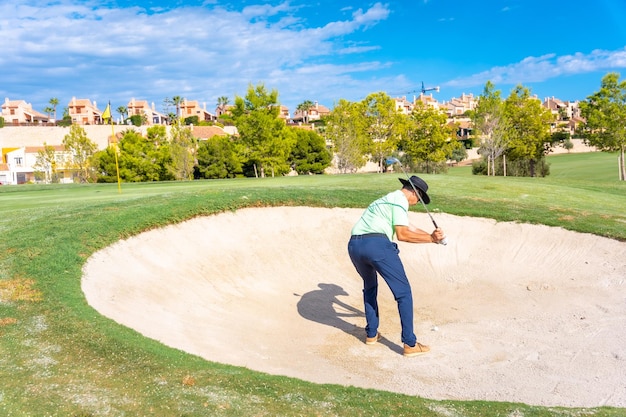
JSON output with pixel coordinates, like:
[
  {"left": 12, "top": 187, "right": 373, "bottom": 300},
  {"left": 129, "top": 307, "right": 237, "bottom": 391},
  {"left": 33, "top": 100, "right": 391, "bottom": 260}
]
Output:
[
  {"left": 127, "top": 98, "right": 168, "bottom": 125},
  {"left": 292, "top": 101, "right": 329, "bottom": 123},
  {"left": 68, "top": 97, "right": 107, "bottom": 125},
  {"left": 1, "top": 98, "right": 50, "bottom": 125},
  {"left": 444, "top": 93, "right": 478, "bottom": 116},
  {"left": 0, "top": 145, "right": 78, "bottom": 185},
  {"left": 179, "top": 100, "right": 217, "bottom": 123},
  {"left": 393, "top": 96, "right": 414, "bottom": 115}
]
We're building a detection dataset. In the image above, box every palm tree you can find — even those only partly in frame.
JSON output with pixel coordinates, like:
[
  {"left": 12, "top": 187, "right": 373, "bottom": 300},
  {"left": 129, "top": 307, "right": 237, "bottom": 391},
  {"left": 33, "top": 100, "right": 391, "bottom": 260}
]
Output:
[
  {"left": 217, "top": 96, "right": 230, "bottom": 116},
  {"left": 43, "top": 106, "right": 55, "bottom": 118},
  {"left": 49, "top": 97, "right": 59, "bottom": 120},
  {"left": 296, "top": 100, "right": 315, "bottom": 124},
  {"left": 163, "top": 96, "right": 184, "bottom": 124},
  {"left": 117, "top": 106, "right": 128, "bottom": 123},
  {"left": 172, "top": 96, "right": 183, "bottom": 123}
]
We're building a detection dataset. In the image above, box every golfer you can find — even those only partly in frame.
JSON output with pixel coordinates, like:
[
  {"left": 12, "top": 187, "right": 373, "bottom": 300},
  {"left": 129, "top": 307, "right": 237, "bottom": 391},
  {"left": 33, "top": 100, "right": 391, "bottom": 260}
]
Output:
[{"left": 348, "top": 175, "right": 445, "bottom": 357}]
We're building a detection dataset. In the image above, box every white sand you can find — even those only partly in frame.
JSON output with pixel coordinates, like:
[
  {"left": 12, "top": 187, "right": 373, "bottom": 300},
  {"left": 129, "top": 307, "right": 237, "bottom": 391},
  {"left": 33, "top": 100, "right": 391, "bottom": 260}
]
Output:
[{"left": 82, "top": 207, "right": 626, "bottom": 408}]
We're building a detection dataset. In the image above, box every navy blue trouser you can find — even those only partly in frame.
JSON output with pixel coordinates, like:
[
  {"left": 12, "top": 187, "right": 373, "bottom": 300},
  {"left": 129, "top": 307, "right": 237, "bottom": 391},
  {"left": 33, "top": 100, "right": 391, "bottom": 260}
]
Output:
[{"left": 348, "top": 234, "right": 417, "bottom": 347}]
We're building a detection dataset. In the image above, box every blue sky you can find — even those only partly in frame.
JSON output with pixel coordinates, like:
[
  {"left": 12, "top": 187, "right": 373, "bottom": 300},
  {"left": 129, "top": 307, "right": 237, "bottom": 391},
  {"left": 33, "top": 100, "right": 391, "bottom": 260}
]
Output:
[{"left": 2, "top": 0, "right": 626, "bottom": 117}]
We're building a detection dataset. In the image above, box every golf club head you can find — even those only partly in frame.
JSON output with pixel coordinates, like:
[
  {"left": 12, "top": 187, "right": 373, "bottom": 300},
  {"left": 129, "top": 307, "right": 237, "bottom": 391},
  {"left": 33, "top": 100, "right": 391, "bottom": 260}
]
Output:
[{"left": 386, "top": 157, "right": 401, "bottom": 165}]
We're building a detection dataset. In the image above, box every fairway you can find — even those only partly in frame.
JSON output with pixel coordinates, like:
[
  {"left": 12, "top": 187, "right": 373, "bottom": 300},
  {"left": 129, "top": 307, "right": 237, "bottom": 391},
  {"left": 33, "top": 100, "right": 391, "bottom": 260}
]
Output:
[{"left": 3, "top": 151, "right": 626, "bottom": 416}]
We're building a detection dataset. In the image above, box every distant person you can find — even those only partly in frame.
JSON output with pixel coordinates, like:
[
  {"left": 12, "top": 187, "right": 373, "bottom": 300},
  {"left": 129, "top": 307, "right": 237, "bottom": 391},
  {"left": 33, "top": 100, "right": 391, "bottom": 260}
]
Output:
[{"left": 348, "top": 175, "right": 445, "bottom": 357}]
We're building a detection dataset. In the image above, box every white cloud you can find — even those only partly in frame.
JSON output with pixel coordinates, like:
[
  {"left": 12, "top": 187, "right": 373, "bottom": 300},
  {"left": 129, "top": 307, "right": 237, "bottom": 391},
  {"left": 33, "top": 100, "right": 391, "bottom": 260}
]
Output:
[
  {"left": 445, "top": 47, "right": 626, "bottom": 89},
  {"left": 0, "top": 0, "right": 391, "bottom": 112}
]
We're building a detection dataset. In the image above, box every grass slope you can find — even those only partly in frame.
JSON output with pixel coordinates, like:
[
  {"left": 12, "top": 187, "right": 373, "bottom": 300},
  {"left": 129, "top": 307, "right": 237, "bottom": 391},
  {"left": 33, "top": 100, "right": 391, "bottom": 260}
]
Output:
[{"left": 1, "top": 152, "right": 624, "bottom": 416}]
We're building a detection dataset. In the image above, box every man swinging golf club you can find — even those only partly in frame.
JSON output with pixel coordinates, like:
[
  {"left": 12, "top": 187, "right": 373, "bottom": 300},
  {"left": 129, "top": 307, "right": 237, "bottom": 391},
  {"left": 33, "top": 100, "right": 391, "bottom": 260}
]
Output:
[{"left": 348, "top": 175, "right": 445, "bottom": 356}]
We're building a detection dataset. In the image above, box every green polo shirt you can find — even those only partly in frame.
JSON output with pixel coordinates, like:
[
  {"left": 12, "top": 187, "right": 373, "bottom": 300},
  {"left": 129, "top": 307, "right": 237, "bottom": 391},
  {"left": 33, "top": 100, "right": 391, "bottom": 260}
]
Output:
[{"left": 351, "top": 190, "right": 409, "bottom": 240}]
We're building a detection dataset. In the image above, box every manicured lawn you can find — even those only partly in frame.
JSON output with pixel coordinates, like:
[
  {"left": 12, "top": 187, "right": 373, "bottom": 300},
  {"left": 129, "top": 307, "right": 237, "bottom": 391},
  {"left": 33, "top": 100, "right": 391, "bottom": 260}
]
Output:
[{"left": 1, "top": 151, "right": 624, "bottom": 416}]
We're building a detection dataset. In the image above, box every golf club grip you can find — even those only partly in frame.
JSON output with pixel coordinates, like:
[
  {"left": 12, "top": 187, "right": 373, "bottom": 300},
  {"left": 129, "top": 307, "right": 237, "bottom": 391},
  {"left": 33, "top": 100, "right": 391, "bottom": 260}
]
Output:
[{"left": 391, "top": 157, "right": 447, "bottom": 247}]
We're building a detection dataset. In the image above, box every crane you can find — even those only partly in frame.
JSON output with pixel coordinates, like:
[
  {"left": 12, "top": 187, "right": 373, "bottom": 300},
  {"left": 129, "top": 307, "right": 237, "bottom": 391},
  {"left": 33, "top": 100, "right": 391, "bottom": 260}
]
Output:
[{"left": 420, "top": 81, "right": 440, "bottom": 94}]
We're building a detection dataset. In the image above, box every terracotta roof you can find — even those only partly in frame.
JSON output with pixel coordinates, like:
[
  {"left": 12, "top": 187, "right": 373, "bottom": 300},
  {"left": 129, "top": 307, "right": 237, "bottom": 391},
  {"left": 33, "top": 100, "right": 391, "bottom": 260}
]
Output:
[{"left": 190, "top": 126, "right": 228, "bottom": 139}]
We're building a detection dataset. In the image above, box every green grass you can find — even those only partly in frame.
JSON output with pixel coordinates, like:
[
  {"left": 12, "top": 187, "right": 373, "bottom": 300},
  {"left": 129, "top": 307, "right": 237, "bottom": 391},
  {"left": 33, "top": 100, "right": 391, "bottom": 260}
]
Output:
[{"left": 1, "top": 152, "right": 625, "bottom": 416}]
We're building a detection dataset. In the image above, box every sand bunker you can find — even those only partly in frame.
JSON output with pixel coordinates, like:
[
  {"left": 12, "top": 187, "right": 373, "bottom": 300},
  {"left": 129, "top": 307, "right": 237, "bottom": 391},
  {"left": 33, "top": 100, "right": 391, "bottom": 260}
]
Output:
[{"left": 82, "top": 207, "right": 626, "bottom": 408}]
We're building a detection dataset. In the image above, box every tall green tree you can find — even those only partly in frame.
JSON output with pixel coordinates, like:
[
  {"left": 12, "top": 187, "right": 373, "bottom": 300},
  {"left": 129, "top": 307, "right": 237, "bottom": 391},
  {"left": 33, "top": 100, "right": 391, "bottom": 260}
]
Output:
[
  {"left": 195, "top": 136, "right": 243, "bottom": 179},
  {"left": 117, "top": 106, "right": 128, "bottom": 123},
  {"left": 503, "top": 85, "right": 554, "bottom": 177},
  {"left": 62, "top": 124, "right": 98, "bottom": 182},
  {"left": 43, "top": 106, "right": 55, "bottom": 118},
  {"left": 579, "top": 72, "right": 626, "bottom": 180},
  {"left": 470, "top": 81, "right": 510, "bottom": 176},
  {"left": 362, "top": 92, "right": 406, "bottom": 172},
  {"left": 92, "top": 129, "right": 174, "bottom": 182},
  {"left": 217, "top": 96, "right": 230, "bottom": 113},
  {"left": 49, "top": 97, "right": 59, "bottom": 120},
  {"left": 232, "top": 83, "right": 295, "bottom": 177},
  {"left": 163, "top": 96, "right": 184, "bottom": 124},
  {"left": 323, "top": 99, "right": 369, "bottom": 173},
  {"left": 289, "top": 129, "right": 331, "bottom": 174},
  {"left": 168, "top": 124, "right": 196, "bottom": 180},
  {"left": 33, "top": 143, "right": 58, "bottom": 183},
  {"left": 402, "top": 101, "right": 457, "bottom": 174}
]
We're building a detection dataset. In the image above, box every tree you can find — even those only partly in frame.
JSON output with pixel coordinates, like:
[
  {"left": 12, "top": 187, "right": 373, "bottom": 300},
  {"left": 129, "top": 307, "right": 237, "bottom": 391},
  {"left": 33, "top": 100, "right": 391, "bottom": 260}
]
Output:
[
  {"left": 503, "top": 85, "right": 554, "bottom": 177},
  {"left": 92, "top": 129, "right": 174, "bottom": 182},
  {"left": 289, "top": 129, "right": 332, "bottom": 174},
  {"left": 579, "top": 72, "right": 626, "bottom": 180},
  {"left": 62, "top": 124, "right": 98, "bottom": 182},
  {"left": 296, "top": 100, "right": 315, "bottom": 124},
  {"left": 34, "top": 143, "right": 58, "bottom": 183},
  {"left": 217, "top": 96, "right": 230, "bottom": 113},
  {"left": 163, "top": 96, "right": 184, "bottom": 124},
  {"left": 402, "top": 101, "right": 457, "bottom": 174},
  {"left": 362, "top": 92, "right": 407, "bottom": 172},
  {"left": 232, "top": 83, "right": 295, "bottom": 177},
  {"left": 172, "top": 96, "right": 183, "bottom": 123},
  {"left": 470, "top": 81, "right": 510, "bottom": 176},
  {"left": 117, "top": 106, "right": 128, "bottom": 123},
  {"left": 49, "top": 97, "right": 59, "bottom": 120},
  {"left": 168, "top": 124, "right": 196, "bottom": 180},
  {"left": 43, "top": 106, "right": 55, "bottom": 119},
  {"left": 323, "top": 99, "right": 369, "bottom": 173},
  {"left": 195, "top": 136, "right": 243, "bottom": 179}
]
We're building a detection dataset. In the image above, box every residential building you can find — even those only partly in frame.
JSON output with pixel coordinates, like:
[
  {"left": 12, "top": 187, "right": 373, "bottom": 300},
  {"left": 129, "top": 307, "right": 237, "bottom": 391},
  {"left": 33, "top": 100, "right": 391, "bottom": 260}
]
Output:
[
  {"left": 444, "top": 93, "right": 478, "bottom": 116},
  {"left": 543, "top": 97, "right": 582, "bottom": 136},
  {"left": 127, "top": 98, "right": 168, "bottom": 125},
  {"left": 292, "top": 101, "right": 329, "bottom": 123},
  {"left": 215, "top": 104, "right": 234, "bottom": 118},
  {"left": 278, "top": 105, "right": 290, "bottom": 120},
  {"left": 68, "top": 97, "right": 106, "bottom": 125},
  {"left": 0, "top": 145, "right": 77, "bottom": 185},
  {"left": 393, "top": 96, "right": 414, "bottom": 115},
  {"left": 179, "top": 100, "right": 217, "bottom": 123},
  {"left": 1, "top": 98, "right": 50, "bottom": 125}
]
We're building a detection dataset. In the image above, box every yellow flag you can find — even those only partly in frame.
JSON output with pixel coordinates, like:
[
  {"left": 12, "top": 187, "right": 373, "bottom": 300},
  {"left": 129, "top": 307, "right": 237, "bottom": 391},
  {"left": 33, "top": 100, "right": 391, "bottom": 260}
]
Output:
[{"left": 102, "top": 102, "right": 112, "bottom": 124}]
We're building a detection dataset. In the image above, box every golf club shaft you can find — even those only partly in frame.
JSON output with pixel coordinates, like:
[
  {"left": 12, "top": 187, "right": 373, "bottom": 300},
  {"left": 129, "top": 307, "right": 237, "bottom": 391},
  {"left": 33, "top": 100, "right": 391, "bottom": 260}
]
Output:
[{"left": 389, "top": 157, "right": 447, "bottom": 245}]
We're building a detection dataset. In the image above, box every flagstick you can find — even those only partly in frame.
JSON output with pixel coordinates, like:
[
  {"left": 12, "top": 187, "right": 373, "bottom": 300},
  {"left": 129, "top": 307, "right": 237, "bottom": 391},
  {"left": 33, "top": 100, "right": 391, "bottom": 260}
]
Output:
[
  {"left": 104, "top": 101, "right": 122, "bottom": 193},
  {"left": 112, "top": 121, "right": 121, "bottom": 193}
]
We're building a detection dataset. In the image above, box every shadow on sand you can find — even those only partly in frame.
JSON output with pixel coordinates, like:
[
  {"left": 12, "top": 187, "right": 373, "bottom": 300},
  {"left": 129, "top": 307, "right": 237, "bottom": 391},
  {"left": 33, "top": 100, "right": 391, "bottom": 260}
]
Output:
[{"left": 296, "top": 283, "right": 402, "bottom": 354}]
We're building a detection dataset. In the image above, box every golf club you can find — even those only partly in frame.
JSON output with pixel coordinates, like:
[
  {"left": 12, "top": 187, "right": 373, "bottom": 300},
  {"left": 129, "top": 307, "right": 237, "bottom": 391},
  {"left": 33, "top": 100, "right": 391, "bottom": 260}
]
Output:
[{"left": 386, "top": 157, "right": 448, "bottom": 246}]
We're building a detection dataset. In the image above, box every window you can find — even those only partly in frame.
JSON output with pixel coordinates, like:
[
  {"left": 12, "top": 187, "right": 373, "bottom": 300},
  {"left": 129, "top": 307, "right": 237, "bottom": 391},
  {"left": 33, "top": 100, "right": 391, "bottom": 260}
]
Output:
[{"left": 14, "top": 157, "right": 23, "bottom": 166}]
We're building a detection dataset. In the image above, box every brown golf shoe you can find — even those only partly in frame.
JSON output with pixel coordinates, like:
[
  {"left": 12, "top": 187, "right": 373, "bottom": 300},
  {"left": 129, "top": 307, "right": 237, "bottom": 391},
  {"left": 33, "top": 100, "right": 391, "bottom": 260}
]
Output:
[
  {"left": 403, "top": 342, "right": 430, "bottom": 357},
  {"left": 365, "top": 333, "right": 381, "bottom": 345}
]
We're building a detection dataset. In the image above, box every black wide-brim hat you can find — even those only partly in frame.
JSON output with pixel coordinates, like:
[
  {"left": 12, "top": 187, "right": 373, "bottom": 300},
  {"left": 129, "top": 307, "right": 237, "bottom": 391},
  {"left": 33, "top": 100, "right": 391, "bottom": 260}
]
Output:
[{"left": 399, "top": 175, "right": 431, "bottom": 204}]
